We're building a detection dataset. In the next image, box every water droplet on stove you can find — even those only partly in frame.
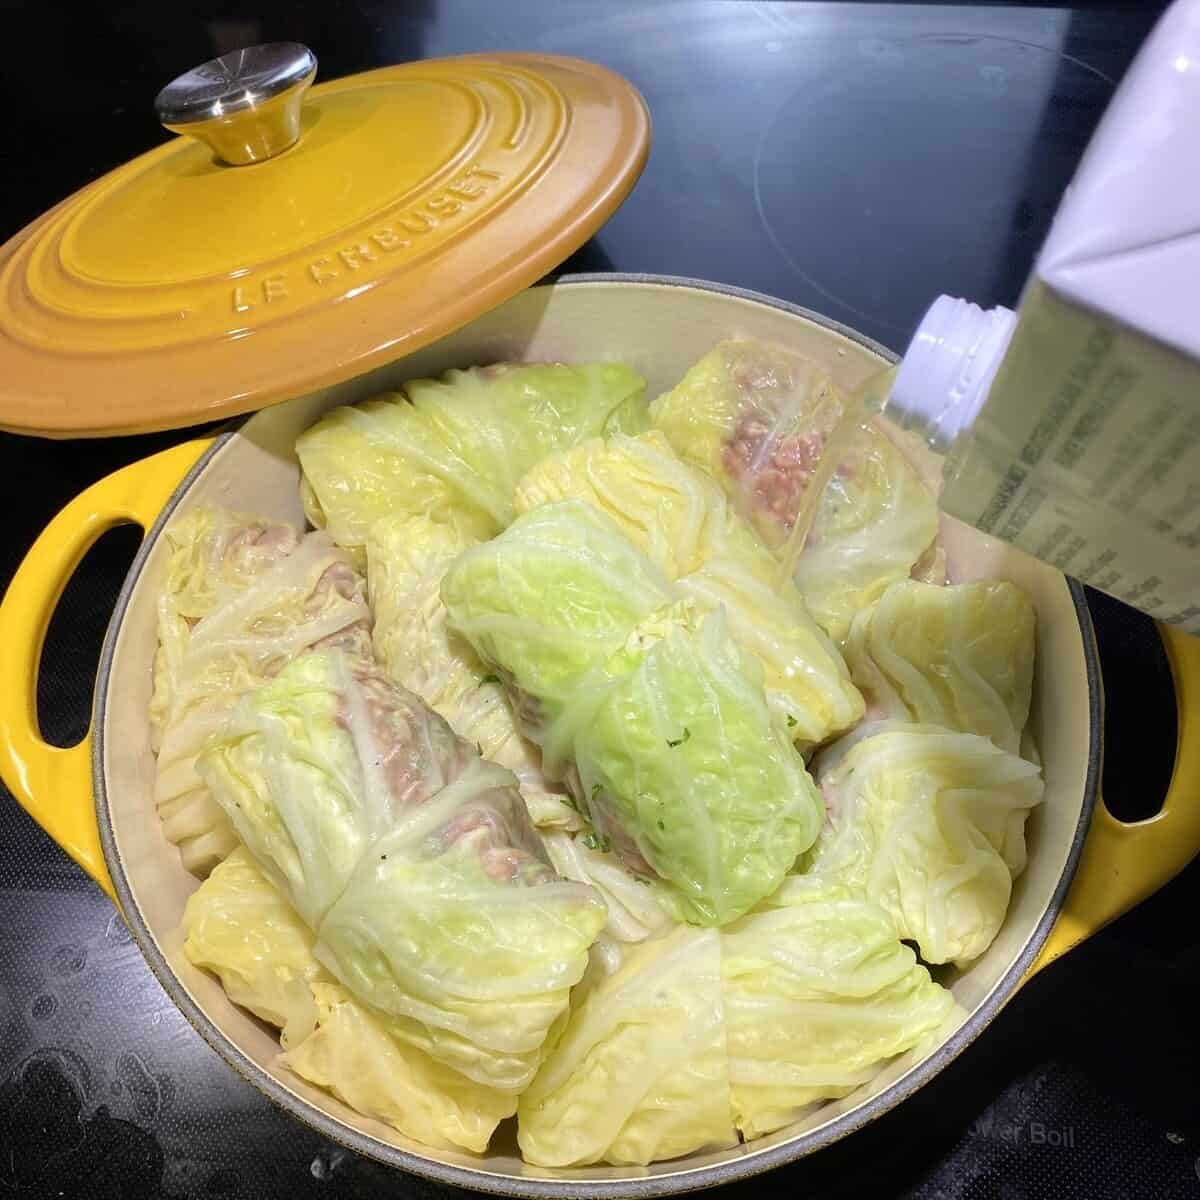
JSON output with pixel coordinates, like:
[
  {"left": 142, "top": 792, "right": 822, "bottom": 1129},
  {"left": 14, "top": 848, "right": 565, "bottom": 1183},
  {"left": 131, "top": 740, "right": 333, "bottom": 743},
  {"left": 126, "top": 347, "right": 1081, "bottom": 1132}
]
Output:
[
  {"left": 31, "top": 994, "right": 57, "bottom": 1020},
  {"left": 310, "top": 1148, "right": 348, "bottom": 1181},
  {"left": 115, "top": 1051, "right": 162, "bottom": 1122},
  {"left": 50, "top": 944, "right": 87, "bottom": 975},
  {"left": 106, "top": 913, "right": 132, "bottom": 944}
]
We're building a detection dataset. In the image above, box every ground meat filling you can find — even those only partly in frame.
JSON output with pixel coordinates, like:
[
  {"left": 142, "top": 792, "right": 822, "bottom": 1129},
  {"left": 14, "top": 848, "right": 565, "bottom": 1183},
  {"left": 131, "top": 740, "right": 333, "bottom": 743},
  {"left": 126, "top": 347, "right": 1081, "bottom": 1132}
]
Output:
[{"left": 721, "top": 405, "right": 828, "bottom": 531}]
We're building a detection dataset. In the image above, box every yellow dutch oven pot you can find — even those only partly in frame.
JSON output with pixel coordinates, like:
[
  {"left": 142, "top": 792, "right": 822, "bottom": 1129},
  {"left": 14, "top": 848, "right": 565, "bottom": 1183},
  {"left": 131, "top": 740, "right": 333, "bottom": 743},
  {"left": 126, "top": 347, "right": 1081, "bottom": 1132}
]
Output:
[{"left": 0, "top": 44, "right": 1198, "bottom": 1200}]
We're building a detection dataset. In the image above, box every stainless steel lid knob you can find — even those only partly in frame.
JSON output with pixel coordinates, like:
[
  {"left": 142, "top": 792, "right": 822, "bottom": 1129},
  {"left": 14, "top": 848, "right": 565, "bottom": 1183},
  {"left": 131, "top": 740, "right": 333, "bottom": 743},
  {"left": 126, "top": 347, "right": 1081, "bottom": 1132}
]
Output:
[{"left": 154, "top": 42, "right": 318, "bottom": 165}]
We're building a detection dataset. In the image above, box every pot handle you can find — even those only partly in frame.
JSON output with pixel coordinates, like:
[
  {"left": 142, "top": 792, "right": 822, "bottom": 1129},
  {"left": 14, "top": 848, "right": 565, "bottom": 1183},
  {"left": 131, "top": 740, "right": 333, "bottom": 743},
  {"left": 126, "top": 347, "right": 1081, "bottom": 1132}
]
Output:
[
  {"left": 0, "top": 439, "right": 214, "bottom": 902},
  {"left": 1029, "top": 622, "right": 1200, "bottom": 976}
]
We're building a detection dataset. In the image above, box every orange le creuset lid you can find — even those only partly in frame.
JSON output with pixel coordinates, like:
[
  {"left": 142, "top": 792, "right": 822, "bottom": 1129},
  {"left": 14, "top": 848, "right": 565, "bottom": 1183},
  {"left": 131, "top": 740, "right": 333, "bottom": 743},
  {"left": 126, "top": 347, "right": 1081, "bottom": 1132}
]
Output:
[{"left": 0, "top": 44, "right": 650, "bottom": 436}]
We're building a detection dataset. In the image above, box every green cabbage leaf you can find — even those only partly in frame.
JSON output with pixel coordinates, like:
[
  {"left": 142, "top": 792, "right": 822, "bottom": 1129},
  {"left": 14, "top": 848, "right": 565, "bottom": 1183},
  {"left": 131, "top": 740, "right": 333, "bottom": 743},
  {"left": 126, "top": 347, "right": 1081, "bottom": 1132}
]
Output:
[
  {"left": 806, "top": 724, "right": 1044, "bottom": 965},
  {"left": 845, "top": 580, "right": 1036, "bottom": 755},
  {"left": 182, "top": 846, "right": 322, "bottom": 1049},
  {"left": 518, "top": 926, "right": 735, "bottom": 1166},
  {"left": 296, "top": 362, "right": 647, "bottom": 557},
  {"left": 722, "top": 874, "right": 959, "bottom": 1138}
]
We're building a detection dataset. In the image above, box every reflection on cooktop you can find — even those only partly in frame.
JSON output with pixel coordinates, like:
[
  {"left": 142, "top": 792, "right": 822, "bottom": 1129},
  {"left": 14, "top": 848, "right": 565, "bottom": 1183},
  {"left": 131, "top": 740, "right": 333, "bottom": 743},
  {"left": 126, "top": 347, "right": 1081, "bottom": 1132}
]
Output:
[{"left": 753, "top": 28, "right": 1115, "bottom": 340}]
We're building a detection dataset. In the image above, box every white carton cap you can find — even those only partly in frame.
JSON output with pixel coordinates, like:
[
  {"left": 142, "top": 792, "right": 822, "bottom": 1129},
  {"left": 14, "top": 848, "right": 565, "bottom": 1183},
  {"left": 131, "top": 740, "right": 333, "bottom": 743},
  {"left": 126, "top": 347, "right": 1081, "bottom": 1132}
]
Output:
[{"left": 888, "top": 296, "right": 1017, "bottom": 451}]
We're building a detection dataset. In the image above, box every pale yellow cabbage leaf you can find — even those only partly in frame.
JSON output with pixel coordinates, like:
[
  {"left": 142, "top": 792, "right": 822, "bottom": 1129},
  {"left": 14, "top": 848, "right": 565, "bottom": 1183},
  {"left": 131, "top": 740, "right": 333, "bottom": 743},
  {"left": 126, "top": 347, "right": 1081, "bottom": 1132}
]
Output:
[{"left": 845, "top": 579, "right": 1036, "bottom": 755}]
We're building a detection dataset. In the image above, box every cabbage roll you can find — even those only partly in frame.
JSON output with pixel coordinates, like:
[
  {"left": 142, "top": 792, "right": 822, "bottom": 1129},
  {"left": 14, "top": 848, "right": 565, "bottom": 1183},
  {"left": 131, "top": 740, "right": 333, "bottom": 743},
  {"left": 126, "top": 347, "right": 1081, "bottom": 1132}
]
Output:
[
  {"left": 442, "top": 501, "right": 823, "bottom": 926},
  {"left": 296, "top": 362, "right": 647, "bottom": 558},
  {"left": 515, "top": 431, "right": 863, "bottom": 745},
  {"left": 150, "top": 505, "right": 370, "bottom": 876},
  {"left": 183, "top": 849, "right": 516, "bottom": 1152},
  {"left": 722, "top": 875, "right": 958, "bottom": 1138},
  {"left": 280, "top": 981, "right": 517, "bottom": 1153},
  {"left": 366, "top": 512, "right": 577, "bottom": 831},
  {"left": 650, "top": 341, "right": 938, "bottom": 642},
  {"left": 517, "top": 877, "right": 958, "bottom": 1164},
  {"left": 844, "top": 580, "right": 1036, "bottom": 755},
  {"left": 517, "top": 926, "right": 735, "bottom": 1167},
  {"left": 369, "top": 512, "right": 677, "bottom": 941},
  {"left": 182, "top": 847, "right": 322, "bottom": 1049},
  {"left": 199, "top": 648, "right": 606, "bottom": 1090},
  {"left": 808, "top": 724, "right": 1044, "bottom": 965}
]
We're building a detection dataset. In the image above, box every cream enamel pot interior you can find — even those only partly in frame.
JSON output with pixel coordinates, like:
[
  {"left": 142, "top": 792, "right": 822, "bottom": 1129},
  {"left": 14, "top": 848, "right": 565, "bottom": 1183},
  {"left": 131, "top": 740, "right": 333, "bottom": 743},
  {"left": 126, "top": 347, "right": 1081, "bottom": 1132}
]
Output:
[{"left": 3, "top": 276, "right": 1199, "bottom": 1198}]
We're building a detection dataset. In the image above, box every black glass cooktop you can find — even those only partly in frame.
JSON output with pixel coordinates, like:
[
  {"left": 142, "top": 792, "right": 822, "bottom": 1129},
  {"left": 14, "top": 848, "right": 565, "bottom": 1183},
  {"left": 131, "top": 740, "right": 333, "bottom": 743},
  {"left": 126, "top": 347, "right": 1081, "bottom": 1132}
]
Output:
[{"left": 2, "top": 4, "right": 1197, "bottom": 1199}]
